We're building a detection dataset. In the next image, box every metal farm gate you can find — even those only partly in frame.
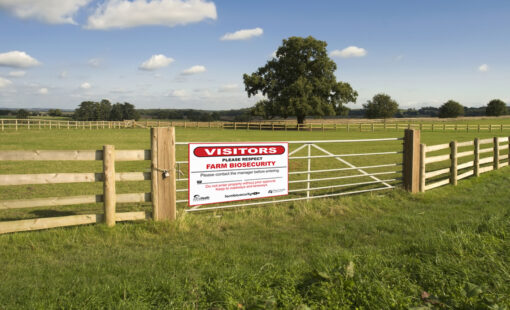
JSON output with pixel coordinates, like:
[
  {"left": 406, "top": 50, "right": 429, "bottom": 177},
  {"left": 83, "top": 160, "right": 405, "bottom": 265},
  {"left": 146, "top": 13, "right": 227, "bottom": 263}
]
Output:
[{"left": 174, "top": 137, "right": 404, "bottom": 212}]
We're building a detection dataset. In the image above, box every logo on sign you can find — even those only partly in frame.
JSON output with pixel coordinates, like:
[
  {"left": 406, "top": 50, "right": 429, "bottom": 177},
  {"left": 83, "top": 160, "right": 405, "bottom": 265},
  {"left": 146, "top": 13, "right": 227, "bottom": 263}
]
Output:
[{"left": 193, "top": 194, "right": 210, "bottom": 202}]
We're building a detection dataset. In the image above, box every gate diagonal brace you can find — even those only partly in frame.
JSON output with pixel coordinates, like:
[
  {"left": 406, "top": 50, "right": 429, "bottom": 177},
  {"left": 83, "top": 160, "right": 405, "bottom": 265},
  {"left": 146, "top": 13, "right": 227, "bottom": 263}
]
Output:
[{"left": 311, "top": 144, "right": 393, "bottom": 188}]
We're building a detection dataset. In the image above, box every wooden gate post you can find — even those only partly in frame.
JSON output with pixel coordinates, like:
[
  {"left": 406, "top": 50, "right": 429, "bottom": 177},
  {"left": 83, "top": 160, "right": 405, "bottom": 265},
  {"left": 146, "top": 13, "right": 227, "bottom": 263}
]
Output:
[
  {"left": 103, "top": 145, "right": 116, "bottom": 227},
  {"left": 474, "top": 138, "right": 480, "bottom": 177},
  {"left": 151, "top": 127, "right": 176, "bottom": 221},
  {"left": 450, "top": 141, "right": 458, "bottom": 186},
  {"left": 403, "top": 129, "right": 421, "bottom": 193}
]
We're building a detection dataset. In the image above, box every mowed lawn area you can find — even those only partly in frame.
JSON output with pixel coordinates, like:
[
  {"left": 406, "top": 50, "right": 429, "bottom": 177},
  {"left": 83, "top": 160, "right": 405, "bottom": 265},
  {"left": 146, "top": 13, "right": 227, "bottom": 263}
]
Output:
[{"left": 0, "top": 128, "right": 509, "bottom": 308}]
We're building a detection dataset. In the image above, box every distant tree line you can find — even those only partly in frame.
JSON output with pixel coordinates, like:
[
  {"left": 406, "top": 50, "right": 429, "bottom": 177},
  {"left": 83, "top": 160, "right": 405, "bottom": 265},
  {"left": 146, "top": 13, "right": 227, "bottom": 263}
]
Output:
[
  {"left": 73, "top": 100, "right": 140, "bottom": 121},
  {"left": 138, "top": 108, "right": 253, "bottom": 122}
]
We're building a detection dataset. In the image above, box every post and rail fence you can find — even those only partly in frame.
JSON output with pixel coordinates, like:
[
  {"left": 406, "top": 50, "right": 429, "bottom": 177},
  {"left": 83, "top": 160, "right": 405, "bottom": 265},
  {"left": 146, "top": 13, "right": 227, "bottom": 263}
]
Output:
[
  {"left": 2, "top": 118, "right": 510, "bottom": 132},
  {"left": 0, "top": 128, "right": 508, "bottom": 234}
]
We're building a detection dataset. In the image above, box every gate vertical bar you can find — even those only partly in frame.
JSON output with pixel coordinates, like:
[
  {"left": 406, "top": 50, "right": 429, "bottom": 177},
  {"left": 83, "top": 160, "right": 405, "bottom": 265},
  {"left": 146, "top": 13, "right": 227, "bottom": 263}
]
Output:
[{"left": 307, "top": 144, "right": 311, "bottom": 199}]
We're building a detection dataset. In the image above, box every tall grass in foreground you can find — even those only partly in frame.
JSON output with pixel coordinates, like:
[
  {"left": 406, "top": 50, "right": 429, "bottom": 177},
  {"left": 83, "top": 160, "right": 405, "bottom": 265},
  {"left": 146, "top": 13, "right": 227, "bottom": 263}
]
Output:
[{"left": 0, "top": 167, "right": 509, "bottom": 309}]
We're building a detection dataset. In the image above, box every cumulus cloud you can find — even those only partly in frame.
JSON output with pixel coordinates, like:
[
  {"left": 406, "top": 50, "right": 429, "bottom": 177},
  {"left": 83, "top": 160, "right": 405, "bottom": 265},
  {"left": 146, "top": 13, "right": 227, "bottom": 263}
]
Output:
[
  {"left": 38, "top": 87, "right": 49, "bottom": 94},
  {"left": 330, "top": 46, "right": 367, "bottom": 58},
  {"left": 0, "top": 51, "right": 40, "bottom": 68},
  {"left": 85, "top": 0, "right": 217, "bottom": 30},
  {"left": 220, "top": 27, "right": 263, "bottom": 41},
  {"left": 0, "top": 0, "right": 91, "bottom": 24},
  {"left": 139, "top": 54, "right": 174, "bottom": 70},
  {"left": 8, "top": 70, "right": 26, "bottom": 77},
  {"left": 59, "top": 71, "right": 68, "bottom": 78},
  {"left": 478, "top": 64, "right": 489, "bottom": 72},
  {"left": 181, "top": 65, "right": 206, "bottom": 75},
  {"left": 218, "top": 83, "right": 239, "bottom": 92},
  {"left": 80, "top": 82, "right": 91, "bottom": 89},
  {"left": 0, "top": 77, "right": 12, "bottom": 88}
]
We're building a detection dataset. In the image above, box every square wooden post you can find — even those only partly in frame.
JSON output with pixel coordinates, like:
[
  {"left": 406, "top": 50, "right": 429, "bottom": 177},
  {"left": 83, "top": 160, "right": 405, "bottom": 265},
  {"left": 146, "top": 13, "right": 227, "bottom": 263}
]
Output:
[
  {"left": 103, "top": 145, "right": 116, "bottom": 227},
  {"left": 450, "top": 141, "right": 457, "bottom": 186},
  {"left": 151, "top": 127, "right": 176, "bottom": 221},
  {"left": 493, "top": 137, "right": 499, "bottom": 170},
  {"left": 403, "top": 129, "right": 421, "bottom": 193}
]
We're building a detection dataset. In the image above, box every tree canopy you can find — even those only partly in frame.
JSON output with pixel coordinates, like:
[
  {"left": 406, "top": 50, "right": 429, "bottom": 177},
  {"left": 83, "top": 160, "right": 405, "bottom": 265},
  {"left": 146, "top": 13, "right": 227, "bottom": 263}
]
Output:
[
  {"left": 363, "top": 93, "right": 399, "bottom": 119},
  {"left": 73, "top": 100, "right": 139, "bottom": 121},
  {"left": 486, "top": 99, "right": 507, "bottom": 116},
  {"left": 438, "top": 100, "right": 464, "bottom": 118},
  {"left": 16, "top": 109, "right": 29, "bottom": 119},
  {"left": 243, "top": 36, "right": 358, "bottom": 124}
]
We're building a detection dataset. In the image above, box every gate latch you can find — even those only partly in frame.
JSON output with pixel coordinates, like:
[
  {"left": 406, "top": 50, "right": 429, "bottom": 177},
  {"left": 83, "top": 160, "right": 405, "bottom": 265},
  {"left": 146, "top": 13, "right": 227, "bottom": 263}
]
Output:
[{"left": 162, "top": 170, "right": 170, "bottom": 179}]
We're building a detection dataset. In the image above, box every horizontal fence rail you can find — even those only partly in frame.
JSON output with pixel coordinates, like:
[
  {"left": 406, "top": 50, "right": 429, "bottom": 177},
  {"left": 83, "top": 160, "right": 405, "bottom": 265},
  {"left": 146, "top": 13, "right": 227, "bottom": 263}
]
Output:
[{"left": 2, "top": 118, "right": 510, "bottom": 133}]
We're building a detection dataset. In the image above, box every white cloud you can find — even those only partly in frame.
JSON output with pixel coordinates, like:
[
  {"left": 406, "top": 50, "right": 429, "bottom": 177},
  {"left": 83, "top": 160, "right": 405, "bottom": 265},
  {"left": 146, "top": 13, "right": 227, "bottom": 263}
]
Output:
[
  {"left": 219, "top": 83, "right": 239, "bottom": 92},
  {"left": 0, "top": 51, "right": 40, "bottom": 68},
  {"left": 88, "top": 58, "right": 102, "bottom": 67},
  {"left": 0, "top": 77, "right": 12, "bottom": 88},
  {"left": 8, "top": 70, "right": 26, "bottom": 77},
  {"left": 478, "top": 64, "right": 489, "bottom": 72},
  {"left": 168, "top": 89, "right": 189, "bottom": 98},
  {"left": 38, "top": 87, "right": 49, "bottom": 94},
  {"left": 85, "top": 0, "right": 217, "bottom": 30},
  {"left": 220, "top": 27, "right": 263, "bottom": 41},
  {"left": 181, "top": 65, "right": 206, "bottom": 75},
  {"left": 139, "top": 54, "right": 174, "bottom": 70},
  {"left": 59, "top": 71, "right": 68, "bottom": 78},
  {"left": 80, "top": 82, "right": 91, "bottom": 89},
  {"left": 0, "top": 0, "right": 91, "bottom": 24},
  {"left": 330, "top": 46, "right": 367, "bottom": 58}
]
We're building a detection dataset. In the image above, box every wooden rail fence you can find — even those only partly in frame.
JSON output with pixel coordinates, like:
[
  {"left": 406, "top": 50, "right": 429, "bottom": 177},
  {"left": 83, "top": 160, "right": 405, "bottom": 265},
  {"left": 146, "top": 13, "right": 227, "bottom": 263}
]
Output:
[
  {"left": 2, "top": 118, "right": 510, "bottom": 132},
  {"left": 0, "top": 128, "right": 175, "bottom": 234}
]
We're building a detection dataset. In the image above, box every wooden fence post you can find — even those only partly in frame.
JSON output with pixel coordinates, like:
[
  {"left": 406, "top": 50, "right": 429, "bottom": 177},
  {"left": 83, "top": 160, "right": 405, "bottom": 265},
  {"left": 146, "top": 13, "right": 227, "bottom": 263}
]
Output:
[
  {"left": 15, "top": 119, "right": 18, "bottom": 131},
  {"left": 151, "top": 127, "right": 176, "bottom": 221},
  {"left": 474, "top": 138, "right": 480, "bottom": 177},
  {"left": 450, "top": 141, "right": 457, "bottom": 186},
  {"left": 103, "top": 145, "right": 116, "bottom": 227},
  {"left": 419, "top": 143, "right": 426, "bottom": 192},
  {"left": 403, "top": 129, "right": 421, "bottom": 193},
  {"left": 493, "top": 137, "right": 499, "bottom": 170}
]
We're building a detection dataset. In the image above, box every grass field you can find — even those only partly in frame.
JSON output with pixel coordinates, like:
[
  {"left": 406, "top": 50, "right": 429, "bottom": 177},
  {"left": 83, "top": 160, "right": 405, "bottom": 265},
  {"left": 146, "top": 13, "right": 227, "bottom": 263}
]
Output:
[{"left": 1, "top": 128, "right": 510, "bottom": 308}]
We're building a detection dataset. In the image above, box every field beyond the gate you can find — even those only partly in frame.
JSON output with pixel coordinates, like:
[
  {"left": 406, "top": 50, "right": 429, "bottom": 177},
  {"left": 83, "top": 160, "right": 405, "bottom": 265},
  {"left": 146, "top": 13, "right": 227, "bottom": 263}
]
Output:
[{"left": 1, "top": 128, "right": 510, "bottom": 308}]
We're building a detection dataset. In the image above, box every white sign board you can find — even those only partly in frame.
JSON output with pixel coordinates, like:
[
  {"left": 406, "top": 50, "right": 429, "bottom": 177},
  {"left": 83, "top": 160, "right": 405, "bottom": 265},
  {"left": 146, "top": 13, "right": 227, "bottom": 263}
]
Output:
[{"left": 188, "top": 142, "right": 289, "bottom": 206}]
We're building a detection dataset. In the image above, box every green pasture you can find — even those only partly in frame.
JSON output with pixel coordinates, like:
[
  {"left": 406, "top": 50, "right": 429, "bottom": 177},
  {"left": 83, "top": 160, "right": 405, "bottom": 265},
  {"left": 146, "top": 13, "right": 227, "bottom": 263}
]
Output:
[{"left": 1, "top": 128, "right": 510, "bottom": 308}]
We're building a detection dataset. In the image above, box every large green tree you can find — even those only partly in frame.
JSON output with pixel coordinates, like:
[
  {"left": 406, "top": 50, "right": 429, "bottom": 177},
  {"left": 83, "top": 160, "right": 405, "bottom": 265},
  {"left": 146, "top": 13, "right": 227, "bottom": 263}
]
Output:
[
  {"left": 363, "top": 93, "right": 399, "bottom": 119},
  {"left": 243, "top": 36, "right": 358, "bottom": 124},
  {"left": 486, "top": 99, "right": 507, "bottom": 116},
  {"left": 438, "top": 100, "right": 464, "bottom": 118},
  {"left": 16, "top": 109, "right": 29, "bottom": 119}
]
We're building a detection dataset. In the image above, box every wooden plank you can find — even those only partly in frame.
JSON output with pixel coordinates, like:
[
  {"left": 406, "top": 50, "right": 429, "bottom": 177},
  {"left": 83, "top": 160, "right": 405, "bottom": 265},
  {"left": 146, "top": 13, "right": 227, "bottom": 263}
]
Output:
[
  {"left": 103, "top": 145, "right": 116, "bottom": 227},
  {"left": 424, "top": 178, "right": 450, "bottom": 191},
  {"left": 115, "top": 150, "right": 151, "bottom": 161},
  {"left": 457, "top": 161, "right": 474, "bottom": 170},
  {"left": 115, "top": 211, "right": 150, "bottom": 222},
  {"left": 0, "top": 150, "right": 101, "bottom": 161},
  {"left": 500, "top": 162, "right": 509, "bottom": 168},
  {"left": 0, "top": 172, "right": 149, "bottom": 186},
  {"left": 425, "top": 143, "right": 449, "bottom": 153},
  {"left": 116, "top": 192, "right": 151, "bottom": 203},
  {"left": 425, "top": 167, "right": 450, "bottom": 179},
  {"left": 479, "top": 156, "right": 493, "bottom": 165},
  {"left": 479, "top": 138, "right": 493, "bottom": 144},
  {"left": 457, "top": 150, "right": 473, "bottom": 158},
  {"left": 457, "top": 141, "right": 474, "bottom": 147},
  {"left": 0, "top": 195, "right": 101, "bottom": 210},
  {"left": 479, "top": 165, "right": 494, "bottom": 174},
  {"left": 116, "top": 172, "right": 151, "bottom": 181},
  {"left": 425, "top": 154, "right": 450, "bottom": 164},
  {"left": 457, "top": 170, "right": 473, "bottom": 181},
  {"left": 0, "top": 214, "right": 100, "bottom": 234},
  {"left": 479, "top": 147, "right": 493, "bottom": 154}
]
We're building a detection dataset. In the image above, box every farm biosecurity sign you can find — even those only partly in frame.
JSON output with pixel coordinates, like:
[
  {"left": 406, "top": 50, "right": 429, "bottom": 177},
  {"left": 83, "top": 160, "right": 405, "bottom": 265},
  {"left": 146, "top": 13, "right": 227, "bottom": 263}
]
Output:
[{"left": 188, "top": 143, "right": 289, "bottom": 206}]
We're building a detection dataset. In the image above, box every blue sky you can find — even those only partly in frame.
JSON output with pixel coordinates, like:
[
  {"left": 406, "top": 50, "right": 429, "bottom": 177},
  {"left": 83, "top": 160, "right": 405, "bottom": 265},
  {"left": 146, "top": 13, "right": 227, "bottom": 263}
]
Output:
[{"left": 0, "top": 0, "right": 509, "bottom": 110}]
